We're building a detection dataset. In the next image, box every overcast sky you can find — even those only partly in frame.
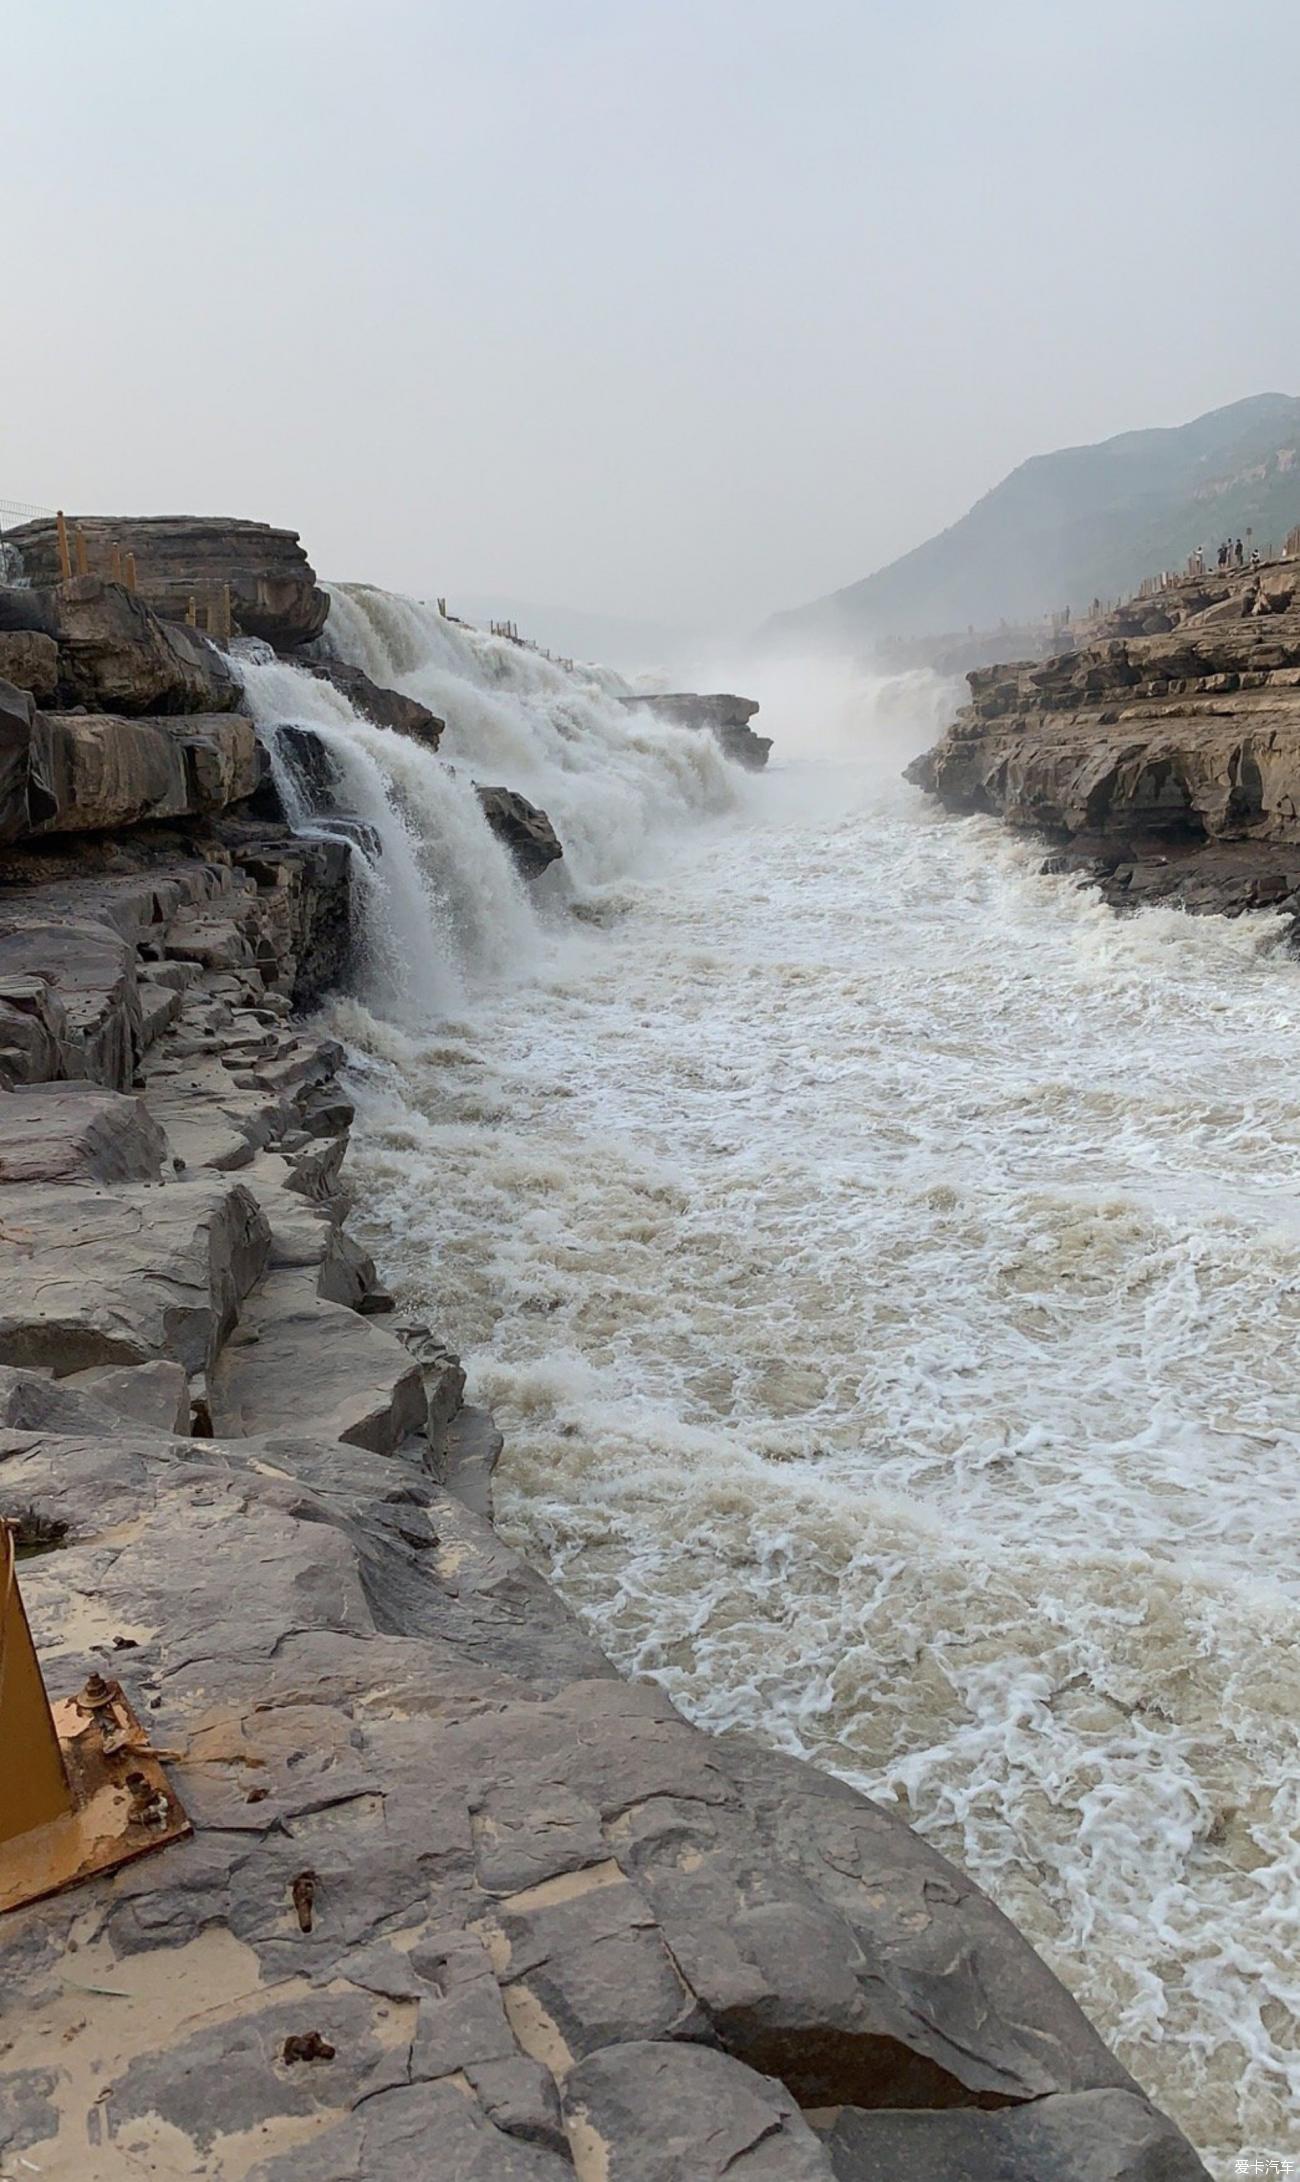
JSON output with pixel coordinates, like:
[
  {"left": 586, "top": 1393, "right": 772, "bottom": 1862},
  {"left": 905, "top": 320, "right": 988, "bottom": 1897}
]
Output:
[{"left": 6, "top": 0, "right": 1300, "bottom": 627}]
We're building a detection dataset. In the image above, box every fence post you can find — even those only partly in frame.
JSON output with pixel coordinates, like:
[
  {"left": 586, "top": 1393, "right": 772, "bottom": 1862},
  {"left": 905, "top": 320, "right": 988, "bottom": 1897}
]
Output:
[
  {"left": 73, "top": 526, "right": 89, "bottom": 577},
  {"left": 124, "top": 551, "right": 137, "bottom": 593},
  {"left": 109, "top": 544, "right": 123, "bottom": 584},
  {"left": 55, "top": 511, "right": 72, "bottom": 581}
]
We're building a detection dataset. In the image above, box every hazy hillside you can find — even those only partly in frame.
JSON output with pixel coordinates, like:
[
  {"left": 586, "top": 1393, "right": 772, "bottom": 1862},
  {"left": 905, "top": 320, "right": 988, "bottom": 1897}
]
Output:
[{"left": 764, "top": 393, "right": 1300, "bottom": 647}]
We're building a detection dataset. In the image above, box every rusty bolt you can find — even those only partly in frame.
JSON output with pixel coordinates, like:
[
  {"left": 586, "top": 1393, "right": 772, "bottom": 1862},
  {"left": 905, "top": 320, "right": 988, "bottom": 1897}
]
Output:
[
  {"left": 124, "top": 1770, "right": 169, "bottom": 1828},
  {"left": 78, "top": 1673, "right": 114, "bottom": 1711},
  {"left": 291, "top": 1870, "right": 317, "bottom": 1932}
]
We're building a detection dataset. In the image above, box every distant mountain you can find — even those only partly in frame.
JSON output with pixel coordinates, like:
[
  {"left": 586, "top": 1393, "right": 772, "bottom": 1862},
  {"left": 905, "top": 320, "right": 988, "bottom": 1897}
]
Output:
[{"left": 763, "top": 393, "right": 1300, "bottom": 649}]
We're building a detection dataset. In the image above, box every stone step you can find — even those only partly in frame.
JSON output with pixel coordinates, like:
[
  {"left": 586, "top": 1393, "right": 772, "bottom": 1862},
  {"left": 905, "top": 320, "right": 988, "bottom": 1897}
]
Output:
[
  {"left": 0, "top": 1176, "right": 269, "bottom": 1375},
  {"left": 207, "top": 1271, "right": 426, "bottom": 1452},
  {"left": 0, "top": 1081, "right": 166, "bottom": 1185}
]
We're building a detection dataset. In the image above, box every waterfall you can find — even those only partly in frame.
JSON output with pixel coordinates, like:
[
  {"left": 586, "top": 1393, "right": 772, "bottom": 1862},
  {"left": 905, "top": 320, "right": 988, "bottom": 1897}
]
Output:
[
  {"left": 320, "top": 585, "right": 740, "bottom": 892},
  {"left": 235, "top": 589, "right": 745, "bottom": 1026},
  {"left": 236, "top": 652, "right": 537, "bottom": 1022}
]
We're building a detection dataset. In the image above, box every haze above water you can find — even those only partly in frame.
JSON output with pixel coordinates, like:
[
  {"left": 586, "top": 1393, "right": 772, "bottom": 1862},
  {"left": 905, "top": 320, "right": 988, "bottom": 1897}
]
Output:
[{"left": 238, "top": 601, "right": 1300, "bottom": 2175}]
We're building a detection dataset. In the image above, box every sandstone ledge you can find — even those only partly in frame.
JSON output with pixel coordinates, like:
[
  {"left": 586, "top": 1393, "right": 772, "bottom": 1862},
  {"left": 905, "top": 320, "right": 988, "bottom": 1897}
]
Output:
[{"left": 908, "top": 581, "right": 1300, "bottom": 926}]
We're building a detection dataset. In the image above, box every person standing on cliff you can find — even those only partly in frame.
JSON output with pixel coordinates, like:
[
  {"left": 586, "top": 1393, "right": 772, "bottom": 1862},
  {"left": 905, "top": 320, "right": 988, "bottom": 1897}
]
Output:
[{"left": 1235, "top": 537, "right": 1245, "bottom": 567}]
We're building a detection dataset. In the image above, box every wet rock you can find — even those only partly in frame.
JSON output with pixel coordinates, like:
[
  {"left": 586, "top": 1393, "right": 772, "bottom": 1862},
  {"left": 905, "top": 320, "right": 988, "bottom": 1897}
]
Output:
[
  {"left": 299, "top": 658, "right": 445, "bottom": 749},
  {"left": 622, "top": 690, "right": 773, "bottom": 769},
  {"left": 6, "top": 517, "right": 330, "bottom": 648},
  {"left": 475, "top": 784, "right": 564, "bottom": 877}
]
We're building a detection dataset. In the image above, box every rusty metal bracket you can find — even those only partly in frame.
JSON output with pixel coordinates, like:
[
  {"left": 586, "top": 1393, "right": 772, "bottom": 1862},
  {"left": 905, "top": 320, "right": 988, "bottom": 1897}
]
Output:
[{"left": 0, "top": 1526, "right": 190, "bottom": 1915}]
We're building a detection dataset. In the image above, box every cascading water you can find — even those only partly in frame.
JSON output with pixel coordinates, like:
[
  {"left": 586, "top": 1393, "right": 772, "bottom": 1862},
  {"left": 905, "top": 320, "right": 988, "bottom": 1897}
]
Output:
[
  {"left": 236, "top": 591, "right": 1297, "bottom": 2171},
  {"left": 237, "top": 592, "right": 743, "bottom": 1017},
  {"left": 320, "top": 584, "right": 740, "bottom": 892},
  {"left": 237, "top": 649, "right": 538, "bottom": 1020}
]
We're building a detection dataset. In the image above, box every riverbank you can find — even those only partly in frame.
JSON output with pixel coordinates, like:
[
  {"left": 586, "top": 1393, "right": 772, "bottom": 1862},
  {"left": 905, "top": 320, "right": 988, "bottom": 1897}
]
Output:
[
  {"left": 0, "top": 528, "right": 1208, "bottom": 2178},
  {"left": 907, "top": 554, "right": 1300, "bottom": 930}
]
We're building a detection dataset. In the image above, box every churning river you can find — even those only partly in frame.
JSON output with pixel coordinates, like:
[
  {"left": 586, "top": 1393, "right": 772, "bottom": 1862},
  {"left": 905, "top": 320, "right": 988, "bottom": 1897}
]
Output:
[{"left": 244, "top": 594, "right": 1300, "bottom": 2174}]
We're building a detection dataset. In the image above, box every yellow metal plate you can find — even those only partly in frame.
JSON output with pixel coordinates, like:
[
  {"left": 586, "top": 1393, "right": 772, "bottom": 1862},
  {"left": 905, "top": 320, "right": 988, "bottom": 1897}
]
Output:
[{"left": 0, "top": 1681, "right": 190, "bottom": 1915}]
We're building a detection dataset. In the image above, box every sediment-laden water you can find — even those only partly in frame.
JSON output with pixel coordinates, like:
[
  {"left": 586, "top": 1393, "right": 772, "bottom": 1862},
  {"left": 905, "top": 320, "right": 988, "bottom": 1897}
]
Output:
[{"left": 243, "top": 594, "right": 1300, "bottom": 2173}]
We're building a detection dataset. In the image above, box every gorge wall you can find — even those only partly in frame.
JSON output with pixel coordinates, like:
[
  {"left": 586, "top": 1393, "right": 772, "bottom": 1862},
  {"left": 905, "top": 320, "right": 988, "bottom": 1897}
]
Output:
[
  {"left": 909, "top": 555, "right": 1300, "bottom": 928},
  {"left": 0, "top": 522, "right": 1207, "bottom": 2179}
]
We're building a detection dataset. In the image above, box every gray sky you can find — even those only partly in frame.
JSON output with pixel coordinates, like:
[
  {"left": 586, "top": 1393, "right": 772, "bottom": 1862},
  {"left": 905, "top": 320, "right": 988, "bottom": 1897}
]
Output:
[{"left": 7, "top": 0, "right": 1300, "bottom": 627}]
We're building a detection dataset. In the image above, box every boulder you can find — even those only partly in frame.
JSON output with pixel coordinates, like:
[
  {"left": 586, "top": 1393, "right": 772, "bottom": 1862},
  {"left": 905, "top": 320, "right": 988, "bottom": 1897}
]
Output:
[
  {"left": 64, "top": 1359, "right": 190, "bottom": 1434},
  {"left": 475, "top": 784, "right": 564, "bottom": 877},
  {"left": 0, "top": 677, "right": 38, "bottom": 843},
  {"left": 29, "top": 712, "right": 259, "bottom": 837},
  {"left": 561, "top": 2042, "right": 833, "bottom": 2179},
  {"left": 0, "top": 577, "right": 240, "bottom": 715},
  {"left": 0, "top": 630, "right": 57, "bottom": 703},
  {"left": 0, "top": 974, "right": 66, "bottom": 1086},
  {"left": 299, "top": 658, "right": 445, "bottom": 749},
  {"left": 207, "top": 1272, "right": 427, "bottom": 1452},
  {"left": 6, "top": 517, "right": 330, "bottom": 647},
  {"left": 0, "top": 1177, "right": 269, "bottom": 1374},
  {"left": 0, "top": 1081, "right": 166, "bottom": 1185},
  {"left": 622, "top": 690, "right": 773, "bottom": 770},
  {"left": 0, "top": 918, "right": 140, "bottom": 1088}
]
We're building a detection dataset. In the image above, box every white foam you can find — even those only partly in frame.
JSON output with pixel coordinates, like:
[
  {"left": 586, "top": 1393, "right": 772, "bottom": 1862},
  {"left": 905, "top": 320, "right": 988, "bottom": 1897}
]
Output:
[{"left": 338, "top": 755, "right": 1300, "bottom": 2173}]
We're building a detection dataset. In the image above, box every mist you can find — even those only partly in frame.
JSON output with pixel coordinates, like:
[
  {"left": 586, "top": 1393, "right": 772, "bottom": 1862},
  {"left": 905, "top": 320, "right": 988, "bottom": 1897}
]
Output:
[{"left": 7, "top": 0, "right": 1300, "bottom": 629}]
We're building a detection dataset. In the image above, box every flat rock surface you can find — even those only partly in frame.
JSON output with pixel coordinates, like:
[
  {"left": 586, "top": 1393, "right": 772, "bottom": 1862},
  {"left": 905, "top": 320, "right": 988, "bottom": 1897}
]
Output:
[
  {"left": 0, "top": 1080, "right": 166, "bottom": 1184},
  {"left": 0, "top": 1417, "right": 1207, "bottom": 2180},
  {"left": 208, "top": 1275, "right": 426, "bottom": 1450},
  {"left": 0, "top": 1174, "right": 268, "bottom": 1374}
]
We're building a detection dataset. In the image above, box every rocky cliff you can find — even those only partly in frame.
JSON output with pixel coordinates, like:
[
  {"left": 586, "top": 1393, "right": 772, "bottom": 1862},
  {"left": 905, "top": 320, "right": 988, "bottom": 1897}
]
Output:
[
  {"left": 622, "top": 692, "right": 772, "bottom": 770},
  {"left": 7, "top": 516, "right": 331, "bottom": 648},
  {"left": 0, "top": 541, "right": 1204, "bottom": 2180},
  {"left": 908, "top": 554, "right": 1300, "bottom": 925}
]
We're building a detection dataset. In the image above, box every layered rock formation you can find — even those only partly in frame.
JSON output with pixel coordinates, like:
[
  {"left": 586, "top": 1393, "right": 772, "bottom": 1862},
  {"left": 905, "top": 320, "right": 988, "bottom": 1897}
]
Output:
[
  {"left": 0, "top": 536, "right": 1203, "bottom": 2180},
  {"left": 623, "top": 691, "right": 772, "bottom": 771},
  {"left": 8, "top": 516, "right": 330, "bottom": 648},
  {"left": 908, "top": 556, "right": 1300, "bottom": 923}
]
